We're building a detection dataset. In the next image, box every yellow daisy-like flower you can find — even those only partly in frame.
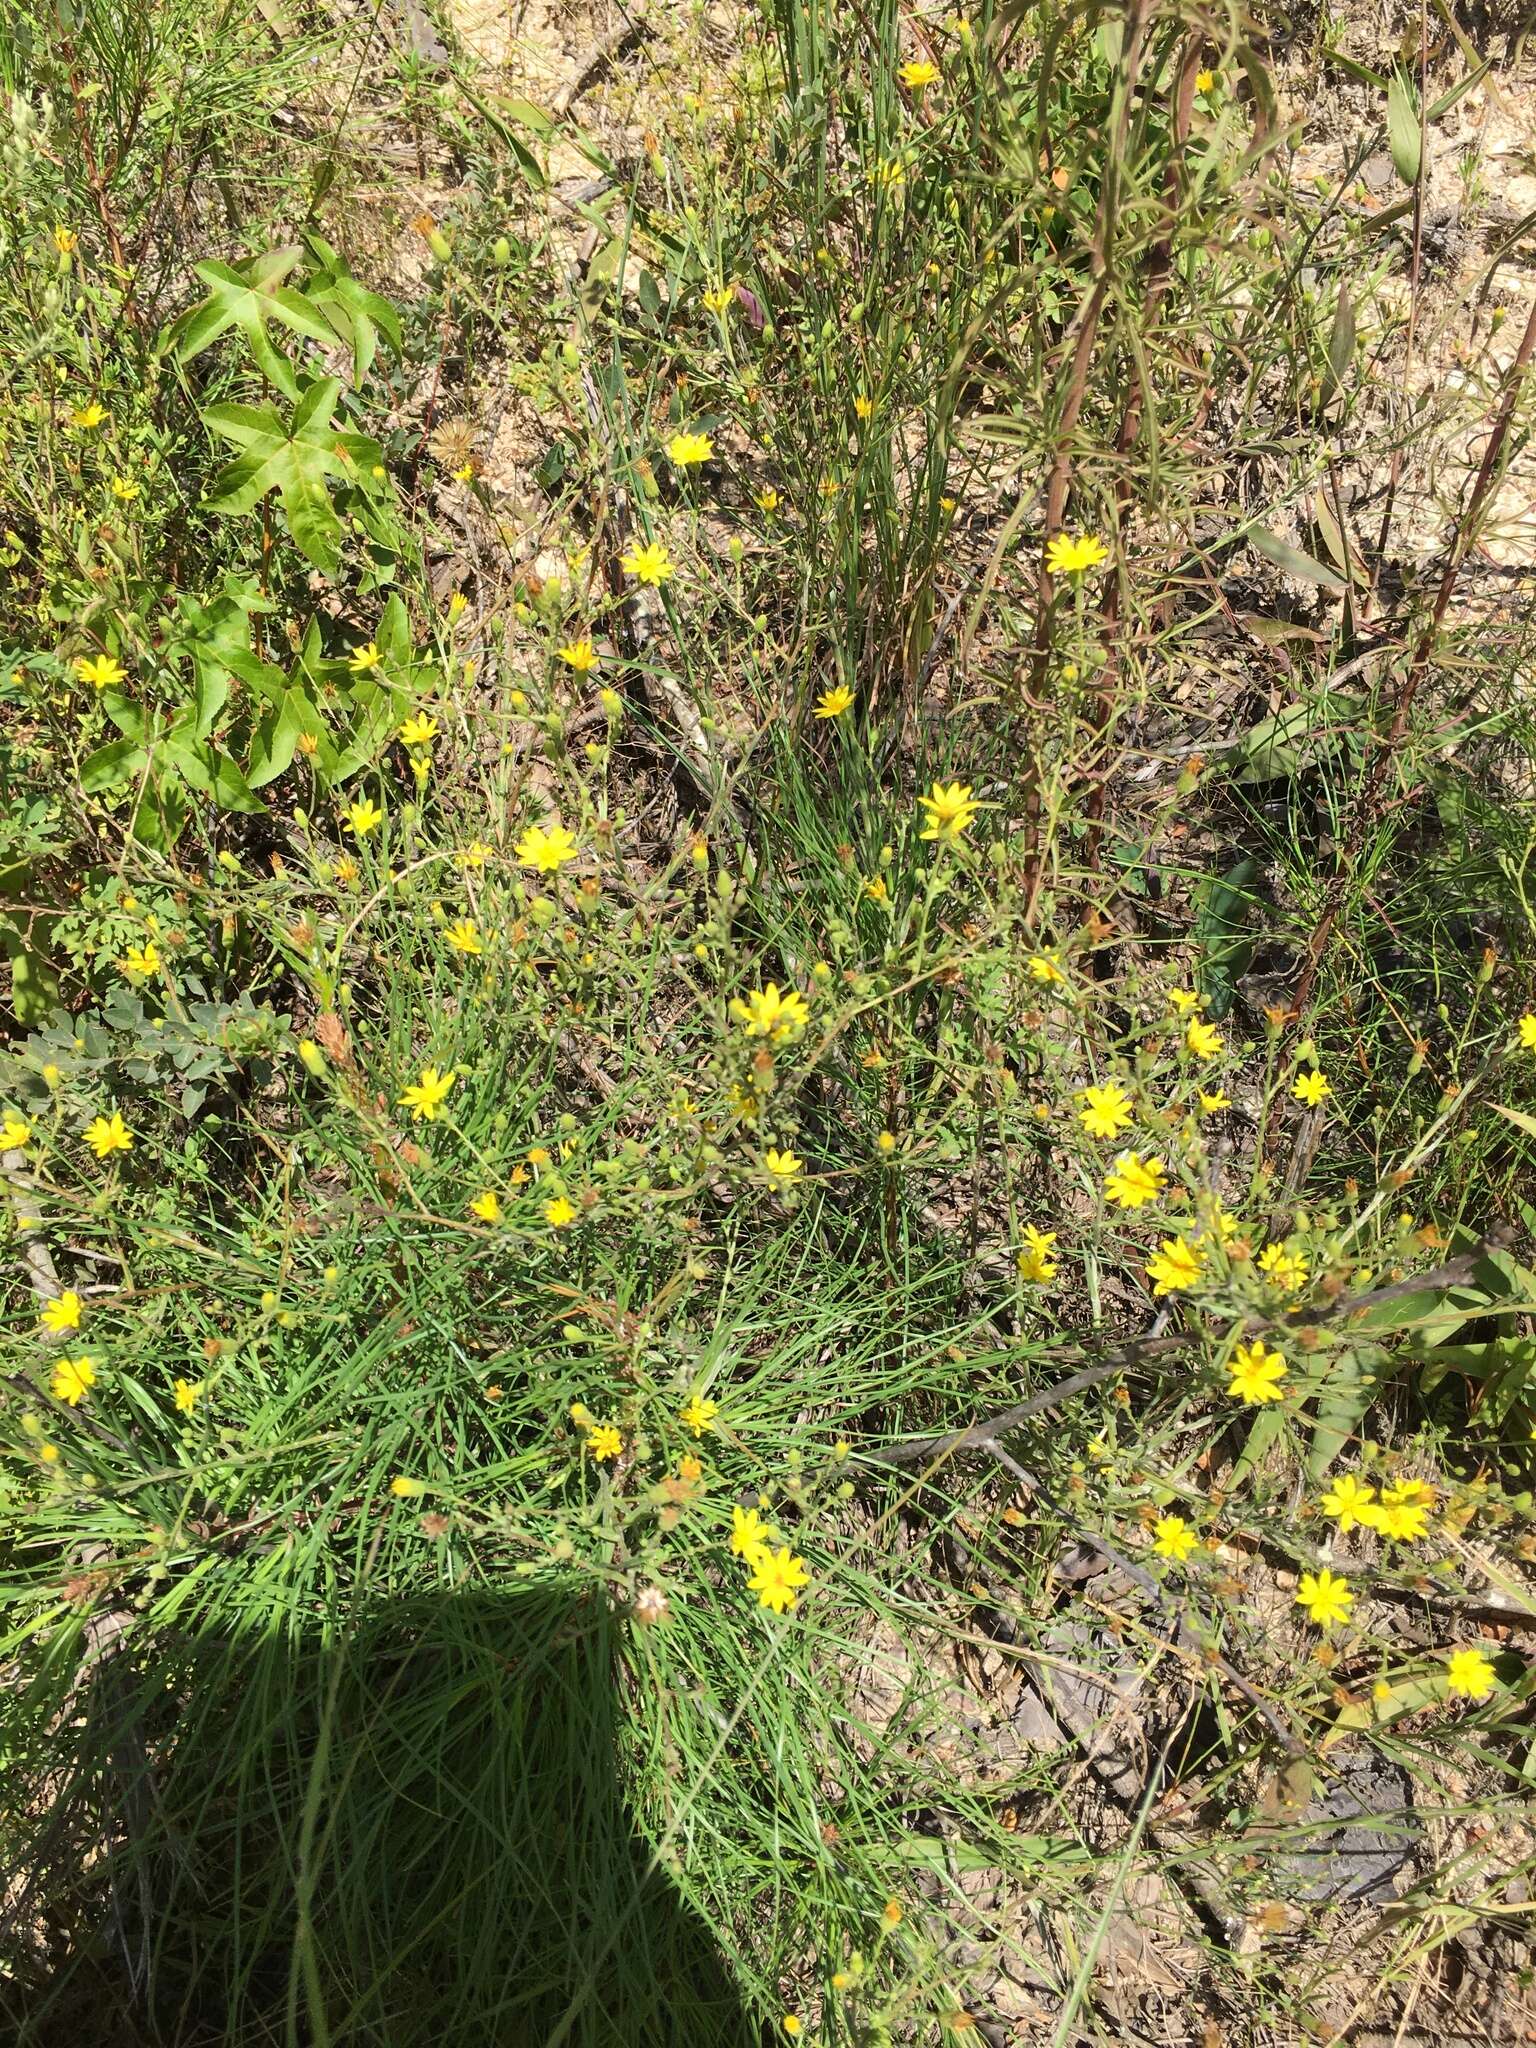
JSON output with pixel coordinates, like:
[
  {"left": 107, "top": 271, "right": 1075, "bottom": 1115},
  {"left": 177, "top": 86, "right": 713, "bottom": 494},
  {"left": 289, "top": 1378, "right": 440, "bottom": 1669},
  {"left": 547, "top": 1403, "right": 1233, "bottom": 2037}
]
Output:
[
  {"left": 1016, "top": 1224, "right": 1058, "bottom": 1284},
  {"left": 446, "top": 919, "right": 483, "bottom": 955},
  {"left": 348, "top": 641, "right": 383, "bottom": 673},
  {"left": 515, "top": 822, "right": 579, "bottom": 873},
  {"left": 111, "top": 474, "right": 140, "bottom": 501},
  {"left": 399, "top": 713, "right": 438, "bottom": 748},
  {"left": 1185, "top": 1018, "right": 1223, "bottom": 1059},
  {"left": 1079, "top": 1082, "right": 1134, "bottom": 1139},
  {"left": 1195, "top": 67, "right": 1216, "bottom": 92},
  {"left": 917, "top": 780, "right": 978, "bottom": 843},
  {"left": 1365, "top": 1483, "right": 1430, "bottom": 1543},
  {"left": 730, "top": 1504, "right": 771, "bottom": 1561},
  {"left": 702, "top": 284, "right": 735, "bottom": 315},
  {"left": 1045, "top": 532, "right": 1108, "bottom": 578},
  {"left": 1226, "top": 1338, "right": 1287, "bottom": 1404},
  {"left": 398, "top": 1066, "right": 456, "bottom": 1122},
  {"left": 1292, "top": 1070, "right": 1331, "bottom": 1106},
  {"left": 764, "top": 1148, "right": 802, "bottom": 1188},
  {"left": 1168, "top": 988, "right": 1201, "bottom": 1013},
  {"left": 1198, "top": 1088, "right": 1231, "bottom": 1114},
  {"left": 121, "top": 941, "right": 160, "bottom": 978},
  {"left": 2, "top": 1113, "right": 33, "bottom": 1150},
  {"left": 754, "top": 487, "right": 780, "bottom": 512},
  {"left": 667, "top": 429, "right": 714, "bottom": 467},
  {"left": 40, "top": 1290, "right": 83, "bottom": 1335},
  {"left": 898, "top": 57, "right": 940, "bottom": 90},
  {"left": 1027, "top": 952, "right": 1064, "bottom": 984},
  {"left": 84, "top": 1111, "right": 134, "bottom": 1159},
  {"left": 681, "top": 1394, "right": 719, "bottom": 1436},
  {"left": 1295, "top": 1568, "right": 1353, "bottom": 1629},
  {"left": 1445, "top": 1646, "right": 1496, "bottom": 1700},
  {"left": 1145, "top": 1236, "right": 1205, "bottom": 1296},
  {"left": 1152, "top": 1515, "right": 1197, "bottom": 1561},
  {"left": 588, "top": 1423, "right": 623, "bottom": 1462},
  {"left": 1256, "top": 1242, "right": 1309, "bottom": 1292},
  {"left": 52, "top": 225, "right": 79, "bottom": 256},
  {"left": 390, "top": 1475, "right": 425, "bottom": 1498},
  {"left": 620, "top": 539, "right": 674, "bottom": 586},
  {"left": 173, "top": 1377, "right": 203, "bottom": 1415},
  {"left": 853, "top": 394, "right": 873, "bottom": 420},
  {"left": 544, "top": 1194, "right": 578, "bottom": 1227},
  {"left": 76, "top": 652, "right": 127, "bottom": 690},
  {"left": 344, "top": 797, "right": 384, "bottom": 838},
  {"left": 730, "top": 983, "right": 809, "bottom": 1043},
  {"left": 1519, "top": 1013, "right": 1536, "bottom": 1050},
  {"left": 469, "top": 1189, "right": 501, "bottom": 1223},
  {"left": 747, "top": 1544, "right": 810, "bottom": 1614},
  {"left": 71, "top": 402, "right": 108, "bottom": 430},
  {"left": 457, "top": 840, "right": 493, "bottom": 870},
  {"left": 559, "top": 638, "right": 600, "bottom": 672},
  {"left": 51, "top": 1354, "right": 97, "bottom": 1406},
  {"left": 1103, "top": 1150, "right": 1165, "bottom": 1209},
  {"left": 1318, "top": 1474, "right": 1376, "bottom": 1534},
  {"left": 814, "top": 684, "right": 854, "bottom": 719}
]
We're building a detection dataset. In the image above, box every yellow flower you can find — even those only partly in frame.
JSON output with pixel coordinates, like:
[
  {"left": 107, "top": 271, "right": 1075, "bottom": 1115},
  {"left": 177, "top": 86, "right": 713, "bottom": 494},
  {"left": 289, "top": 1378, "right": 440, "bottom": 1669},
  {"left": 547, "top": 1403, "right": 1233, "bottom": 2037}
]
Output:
[
  {"left": 515, "top": 822, "right": 579, "bottom": 873},
  {"left": 1292, "top": 1070, "right": 1331, "bottom": 1106},
  {"left": 173, "top": 1377, "right": 203, "bottom": 1415},
  {"left": 917, "top": 780, "right": 978, "bottom": 843},
  {"left": 731, "top": 1504, "right": 771, "bottom": 1560},
  {"left": 764, "top": 1148, "right": 802, "bottom": 1187},
  {"left": 399, "top": 712, "right": 439, "bottom": 747},
  {"left": 1145, "top": 1236, "right": 1205, "bottom": 1295},
  {"left": 52, "top": 1354, "right": 97, "bottom": 1405},
  {"left": 1045, "top": 532, "right": 1108, "bottom": 578},
  {"left": 398, "top": 1066, "right": 456, "bottom": 1121},
  {"left": 1195, "top": 67, "right": 1216, "bottom": 92},
  {"left": 702, "top": 284, "right": 735, "bottom": 314},
  {"left": 1519, "top": 1013, "right": 1536, "bottom": 1050},
  {"left": 1027, "top": 952, "right": 1064, "bottom": 984},
  {"left": 1079, "top": 1083, "right": 1134, "bottom": 1139},
  {"left": 1198, "top": 1088, "right": 1231, "bottom": 1114},
  {"left": 681, "top": 1394, "right": 719, "bottom": 1436},
  {"left": 390, "top": 1475, "right": 425, "bottom": 1498},
  {"left": 1185, "top": 1018, "right": 1223, "bottom": 1059},
  {"left": 71, "top": 402, "right": 108, "bottom": 430},
  {"left": 348, "top": 641, "right": 383, "bottom": 673},
  {"left": 458, "top": 840, "right": 493, "bottom": 870},
  {"left": 667, "top": 429, "right": 714, "bottom": 466},
  {"left": 730, "top": 983, "right": 810, "bottom": 1043},
  {"left": 1445, "top": 1646, "right": 1496, "bottom": 1700},
  {"left": 446, "top": 919, "right": 483, "bottom": 955},
  {"left": 52, "top": 225, "right": 79, "bottom": 255},
  {"left": 754, "top": 487, "right": 780, "bottom": 512},
  {"left": 748, "top": 1544, "right": 810, "bottom": 1613},
  {"left": 1152, "top": 1515, "right": 1197, "bottom": 1561},
  {"left": 1103, "top": 1150, "right": 1165, "bottom": 1209},
  {"left": 110, "top": 474, "right": 140, "bottom": 501},
  {"left": 40, "top": 1291, "right": 83, "bottom": 1335},
  {"left": 1226, "top": 1339, "right": 1287, "bottom": 1405},
  {"left": 469, "top": 1189, "right": 501, "bottom": 1223},
  {"left": 814, "top": 685, "right": 854, "bottom": 719},
  {"left": 782, "top": 2018, "right": 802, "bottom": 2038},
  {"left": 1256, "top": 1242, "right": 1309, "bottom": 1292},
  {"left": 853, "top": 394, "right": 873, "bottom": 420},
  {"left": 1016, "top": 1225, "right": 1058, "bottom": 1284},
  {"left": 588, "top": 1423, "right": 622, "bottom": 1461},
  {"left": 84, "top": 1111, "right": 134, "bottom": 1159},
  {"left": 621, "top": 540, "right": 674, "bottom": 586},
  {"left": 76, "top": 653, "right": 126, "bottom": 690},
  {"left": 898, "top": 57, "right": 940, "bottom": 89},
  {"left": 559, "top": 638, "right": 600, "bottom": 672},
  {"left": 1168, "top": 988, "right": 1201, "bottom": 1012},
  {"left": 1367, "top": 1483, "right": 1430, "bottom": 1543},
  {"left": 1319, "top": 1474, "right": 1376, "bottom": 1534},
  {"left": 544, "top": 1194, "right": 578, "bottom": 1227},
  {"left": 121, "top": 941, "right": 160, "bottom": 978},
  {"left": 2, "top": 1113, "right": 33, "bottom": 1150},
  {"left": 677, "top": 1454, "right": 703, "bottom": 1483},
  {"left": 344, "top": 797, "right": 384, "bottom": 838},
  {"left": 1295, "top": 1568, "right": 1353, "bottom": 1629}
]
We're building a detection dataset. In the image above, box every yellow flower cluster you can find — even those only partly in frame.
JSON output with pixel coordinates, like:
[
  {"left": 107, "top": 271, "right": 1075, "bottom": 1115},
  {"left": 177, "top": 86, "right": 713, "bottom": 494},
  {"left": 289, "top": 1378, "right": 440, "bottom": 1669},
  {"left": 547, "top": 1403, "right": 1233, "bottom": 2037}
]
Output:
[{"left": 730, "top": 1504, "right": 809, "bottom": 1614}]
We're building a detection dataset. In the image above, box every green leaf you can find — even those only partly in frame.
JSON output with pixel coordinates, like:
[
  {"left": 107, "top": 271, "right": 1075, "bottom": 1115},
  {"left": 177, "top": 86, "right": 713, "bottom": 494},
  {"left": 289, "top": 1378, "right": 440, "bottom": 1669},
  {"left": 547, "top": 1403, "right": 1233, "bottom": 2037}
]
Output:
[
  {"left": 1193, "top": 856, "right": 1260, "bottom": 1019},
  {"left": 248, "top": 687, "right": 331, "bottom": 788},
  {"left": 202, "top": 379, "right": 383, "bottom": 574},
  {"left": 1491, "top": 1102, "right": 1536, "bottom": 1142},
  {"left": 1306, "top": 1345, "right": 1372, "bottom": 1482},
  {"left": 167, "top": 249, "right": 338, "bottom": 400},
  {"left": 81, "top": 736, "right": 148, "bottom": 793},
  {"left": 0, "top": 920, "right": 60, "bottom": 1026},
  {"left": 1247, "top": 525, "right": 1348, "bottom": 592},
  {"left": 302, "top": 233, "right": 402, "bottom": 385},
  {"left": 1324, "top": 288, "right": 1355, "bottom": 401},
  {"left": 1388, "top": 69, "right": 1422, "bottom": 186}
]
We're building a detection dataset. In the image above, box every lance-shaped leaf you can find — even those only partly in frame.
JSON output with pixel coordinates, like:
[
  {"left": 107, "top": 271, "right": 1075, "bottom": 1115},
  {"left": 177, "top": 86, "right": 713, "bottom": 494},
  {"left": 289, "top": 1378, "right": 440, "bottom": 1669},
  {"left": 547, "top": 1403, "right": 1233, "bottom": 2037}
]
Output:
[
  {"left": 302, "top": 233, "right": 402, "bottom": 385},
  {"left": 201, "top": 379, "right": 382, "bottom": 573},
  {"left": 167, "top": 248, "right": 338, "bottom": 400}
]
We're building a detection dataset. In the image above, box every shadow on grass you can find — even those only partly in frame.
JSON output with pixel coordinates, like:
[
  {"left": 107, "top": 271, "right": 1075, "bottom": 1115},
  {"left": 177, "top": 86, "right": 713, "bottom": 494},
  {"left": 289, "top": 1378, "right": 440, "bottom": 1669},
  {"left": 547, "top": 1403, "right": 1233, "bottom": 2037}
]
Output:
[{"left": 4, "top": 1584, "right": 759, "bottom": 2048}]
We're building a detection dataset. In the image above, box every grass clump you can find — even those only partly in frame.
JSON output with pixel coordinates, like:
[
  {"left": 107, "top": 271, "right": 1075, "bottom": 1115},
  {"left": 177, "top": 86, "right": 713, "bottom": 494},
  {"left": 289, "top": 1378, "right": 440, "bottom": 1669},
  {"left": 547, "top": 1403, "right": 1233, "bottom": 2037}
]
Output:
[{"left": 3, "top": 0, "right": 1536, "bottom": 2042}]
